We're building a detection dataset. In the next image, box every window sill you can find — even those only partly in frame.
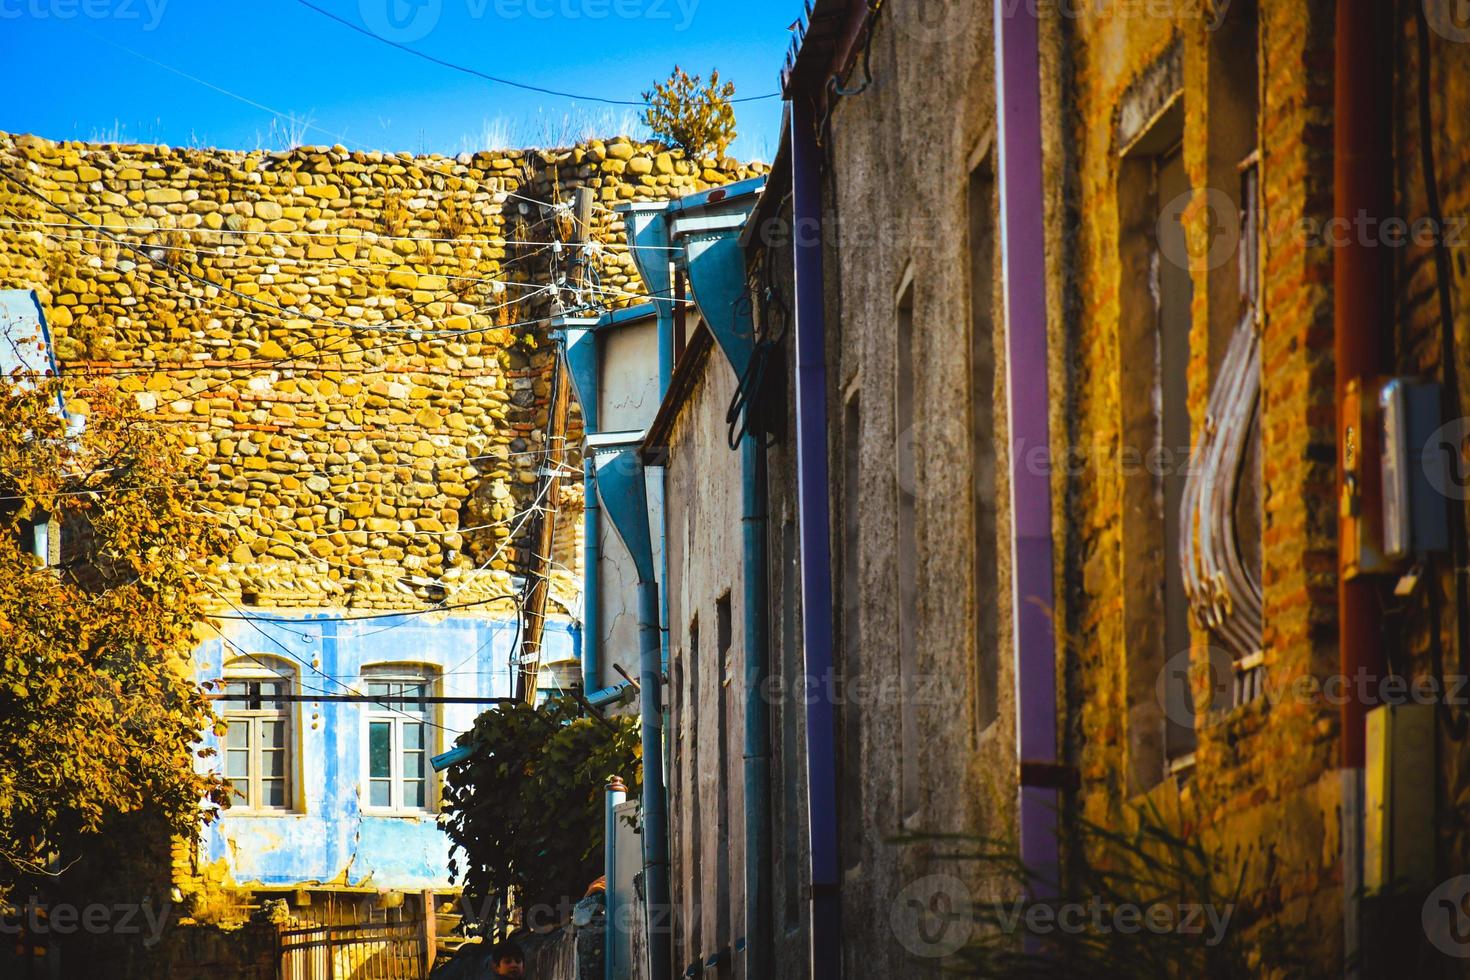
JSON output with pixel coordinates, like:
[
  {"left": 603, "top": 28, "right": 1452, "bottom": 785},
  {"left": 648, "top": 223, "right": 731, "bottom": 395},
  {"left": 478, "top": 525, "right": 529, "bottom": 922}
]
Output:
[{"left": 361, "top": 809, "right": 437, "bottom": 820}]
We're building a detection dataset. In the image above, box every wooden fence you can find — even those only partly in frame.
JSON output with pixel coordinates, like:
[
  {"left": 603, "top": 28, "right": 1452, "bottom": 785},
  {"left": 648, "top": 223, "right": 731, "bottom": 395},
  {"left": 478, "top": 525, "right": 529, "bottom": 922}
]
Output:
[{"left": 278, "top": 917, "right": 432, "bottom": 979}]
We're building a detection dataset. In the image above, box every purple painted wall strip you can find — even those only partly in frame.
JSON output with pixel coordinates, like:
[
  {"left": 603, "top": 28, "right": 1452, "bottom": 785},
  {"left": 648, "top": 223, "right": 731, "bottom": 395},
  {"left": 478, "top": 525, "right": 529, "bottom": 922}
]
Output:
[
  {"left": 791, "top": 98, "right": 843, "bottom": 979},
  {"left": 995, "top": 0, "right": 1061, "bottom": 889}
]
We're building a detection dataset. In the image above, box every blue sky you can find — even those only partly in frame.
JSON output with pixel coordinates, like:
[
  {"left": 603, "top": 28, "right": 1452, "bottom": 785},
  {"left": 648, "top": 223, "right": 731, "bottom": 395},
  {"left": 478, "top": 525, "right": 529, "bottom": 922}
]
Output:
[{"left": 1, "top": 0, "right": 795, "bottom": 160}]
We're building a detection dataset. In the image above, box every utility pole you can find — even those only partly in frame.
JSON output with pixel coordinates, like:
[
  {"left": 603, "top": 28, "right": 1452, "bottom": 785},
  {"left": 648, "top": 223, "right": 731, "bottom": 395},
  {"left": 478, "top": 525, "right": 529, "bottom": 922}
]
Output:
[{"left": 516, "top": 185, "right": 595, "bottom": 703}]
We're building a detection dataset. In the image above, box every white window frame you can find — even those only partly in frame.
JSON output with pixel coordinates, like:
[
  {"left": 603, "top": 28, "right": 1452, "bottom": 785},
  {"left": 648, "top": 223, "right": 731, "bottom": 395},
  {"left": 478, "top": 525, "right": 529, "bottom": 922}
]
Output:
[
  {"left": 361, "top": 666, "right": 438, "bottom": 815},
  {"left": 220, "top": 659, "right": 295, "bottom": 813}
]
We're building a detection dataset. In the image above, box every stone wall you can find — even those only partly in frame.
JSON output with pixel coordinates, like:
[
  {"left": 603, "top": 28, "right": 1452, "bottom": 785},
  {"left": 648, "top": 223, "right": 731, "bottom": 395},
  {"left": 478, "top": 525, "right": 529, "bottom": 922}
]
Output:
[
  {"left": 1063, "top": 0, "right": 1345, "bottom": 962},
  {"left": 0, "top": 132, "right": 763, "bottom": 610}
]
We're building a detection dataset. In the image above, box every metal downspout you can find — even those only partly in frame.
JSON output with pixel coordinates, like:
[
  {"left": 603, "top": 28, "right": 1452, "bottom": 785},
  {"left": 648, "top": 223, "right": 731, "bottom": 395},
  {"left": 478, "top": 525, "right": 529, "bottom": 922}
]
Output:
[
  {"left": 669, "top": 195, "right": 774, "bottom": 976},
  {"left": 592, "top": 443, "right": 672, "bottom": 980},
  {"left": 790, "top": 98, "right": 842, "bottom": 980},
  {"left": 740, "top": 396, "right": 773, "bottom": 977},
  {"left": 635, "top": 571, "right": 671, "bottom": 980},
  {"left": 1334, "top": 1, "right": 1390, "bottom": 972},
  {"left": 995, "top": 0, "right": 1060, "bottom": 899},
  {"left": 605, "top": 775, "right": 628, "bottom": 980},
  {"left": 583, "top": 457, "right": 627, "bottom": 709},
  {"left": 557, "top": 322, "right": 630, "bottom": 708}
]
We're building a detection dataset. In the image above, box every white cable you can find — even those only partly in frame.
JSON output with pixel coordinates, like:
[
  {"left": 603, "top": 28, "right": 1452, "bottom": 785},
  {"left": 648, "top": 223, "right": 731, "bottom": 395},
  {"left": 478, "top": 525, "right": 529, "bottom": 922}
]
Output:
[{"left": 4, "top": 216, "right": 678, "bottom": 251}]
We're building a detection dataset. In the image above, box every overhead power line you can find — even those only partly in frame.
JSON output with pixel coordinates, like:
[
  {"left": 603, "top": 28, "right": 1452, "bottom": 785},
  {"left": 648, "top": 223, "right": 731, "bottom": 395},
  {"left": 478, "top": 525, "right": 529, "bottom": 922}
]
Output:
[
  {"left": 293, "top": 0, "right": 780, "bottom": 106},
  {"left": 212, "top": 593, "right": 521, "bottom": 624}
]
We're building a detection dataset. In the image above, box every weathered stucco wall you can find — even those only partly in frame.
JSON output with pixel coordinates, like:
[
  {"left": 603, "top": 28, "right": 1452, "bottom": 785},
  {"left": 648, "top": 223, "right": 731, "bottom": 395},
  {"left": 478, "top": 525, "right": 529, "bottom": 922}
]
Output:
[
  {"left": 662, "top": 332, "right": 748, "bottom": 976},
  {"left": 194, "top": 611, "right": 576, "bottom": 892},
  {"left": 816, "top": 3, "right": 1020, "bottom": 976}
]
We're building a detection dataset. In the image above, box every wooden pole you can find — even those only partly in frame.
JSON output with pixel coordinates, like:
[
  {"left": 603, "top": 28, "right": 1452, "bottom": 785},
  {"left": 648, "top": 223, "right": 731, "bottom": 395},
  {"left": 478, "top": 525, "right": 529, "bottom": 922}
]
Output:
[
  {"left": 517, "top": 187, "right": 596, "bottom": 703},
  {"left": 421, "top": 890, "right": 437, "bottom": 975}
]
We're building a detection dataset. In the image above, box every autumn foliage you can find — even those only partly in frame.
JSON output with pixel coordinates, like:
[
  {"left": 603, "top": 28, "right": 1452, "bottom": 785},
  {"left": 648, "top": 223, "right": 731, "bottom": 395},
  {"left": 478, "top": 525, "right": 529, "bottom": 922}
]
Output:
[
  {"left": 0, "top": 376, "right": 227, "bottom": 897},
  {"left": 641, "top": 66, "right": 739, "bottom": 161},
  {"left": 440, "top": 695, "right": 640, "bottom": 922}
]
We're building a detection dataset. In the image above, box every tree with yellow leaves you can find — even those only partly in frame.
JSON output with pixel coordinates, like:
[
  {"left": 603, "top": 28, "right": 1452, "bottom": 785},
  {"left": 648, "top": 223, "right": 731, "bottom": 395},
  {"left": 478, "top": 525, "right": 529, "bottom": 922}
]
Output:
[
  {"left": 0, "top": 376, "right": 228, "bottom": 901},
  {"left": 642, "top": 66, "right": 739, "bottom": 161}
]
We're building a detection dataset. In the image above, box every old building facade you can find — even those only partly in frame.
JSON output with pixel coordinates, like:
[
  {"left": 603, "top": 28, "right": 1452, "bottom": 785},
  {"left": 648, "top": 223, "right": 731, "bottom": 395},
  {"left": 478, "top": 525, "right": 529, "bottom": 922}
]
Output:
[
  {"left": 0, "top": 131, "right": 760, "bottom": 975},
  {"left": 643, "top": 0, "right": 1470, "bottom": 977}
]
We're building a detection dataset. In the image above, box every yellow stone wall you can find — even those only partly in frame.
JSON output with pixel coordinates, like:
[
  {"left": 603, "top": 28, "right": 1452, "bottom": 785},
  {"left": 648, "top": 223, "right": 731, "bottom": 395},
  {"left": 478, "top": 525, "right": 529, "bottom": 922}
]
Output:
[{"left": 0, "top": 132, "right": 763, "bottom": 610}]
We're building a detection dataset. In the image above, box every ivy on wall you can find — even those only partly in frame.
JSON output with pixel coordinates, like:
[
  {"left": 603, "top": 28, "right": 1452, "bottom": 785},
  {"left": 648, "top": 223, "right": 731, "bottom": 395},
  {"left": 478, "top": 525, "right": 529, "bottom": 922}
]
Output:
[{"left": 440, "top": 696, "right": 640, "bottom": 921}]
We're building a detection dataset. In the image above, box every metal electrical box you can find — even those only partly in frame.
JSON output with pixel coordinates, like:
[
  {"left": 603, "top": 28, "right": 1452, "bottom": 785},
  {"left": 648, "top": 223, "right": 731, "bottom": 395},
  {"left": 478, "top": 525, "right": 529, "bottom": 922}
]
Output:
[
  {"left": 1380, "top": 378, "right": 1450, "bottom": 559},
  {"left": 1364, "top": 703, "right": 1435, "bottom": 894}
]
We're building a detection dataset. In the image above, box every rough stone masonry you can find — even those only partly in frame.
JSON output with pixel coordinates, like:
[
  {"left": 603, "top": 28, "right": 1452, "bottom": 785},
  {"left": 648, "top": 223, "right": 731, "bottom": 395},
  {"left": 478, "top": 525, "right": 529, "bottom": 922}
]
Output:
[{"left": 0, "top": 132, "right": 764, "bottom": 610}]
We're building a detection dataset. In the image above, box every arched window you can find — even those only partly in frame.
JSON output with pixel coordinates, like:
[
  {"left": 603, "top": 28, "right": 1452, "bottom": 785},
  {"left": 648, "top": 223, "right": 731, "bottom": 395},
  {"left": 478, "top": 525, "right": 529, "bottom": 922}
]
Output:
[
  {"left": 220, "top": 658, "right": 294, "bottom": 811},
  {"left": 362, "top": 665, "right": 437, "bottom": 812}
]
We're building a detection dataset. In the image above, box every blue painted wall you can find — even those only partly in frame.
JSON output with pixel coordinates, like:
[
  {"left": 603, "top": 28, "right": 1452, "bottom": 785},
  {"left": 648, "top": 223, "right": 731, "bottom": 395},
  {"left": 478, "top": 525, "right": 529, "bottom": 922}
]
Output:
[{"left": 194, "top": 610, "right": 577, "bottom": 891}]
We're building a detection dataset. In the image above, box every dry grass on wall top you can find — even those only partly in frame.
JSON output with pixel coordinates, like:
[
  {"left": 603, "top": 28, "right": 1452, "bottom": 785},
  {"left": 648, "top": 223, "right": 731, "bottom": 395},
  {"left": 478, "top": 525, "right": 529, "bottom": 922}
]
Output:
[{"left": 0, "top": 132, "right": 764, "bottom": 609}]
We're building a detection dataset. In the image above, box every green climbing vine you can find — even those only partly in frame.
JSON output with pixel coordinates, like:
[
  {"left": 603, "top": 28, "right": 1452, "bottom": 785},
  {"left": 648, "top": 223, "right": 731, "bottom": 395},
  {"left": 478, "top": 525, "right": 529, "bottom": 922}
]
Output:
[{"left": 439, "top": 695, "right": 640, "bottom": 920}]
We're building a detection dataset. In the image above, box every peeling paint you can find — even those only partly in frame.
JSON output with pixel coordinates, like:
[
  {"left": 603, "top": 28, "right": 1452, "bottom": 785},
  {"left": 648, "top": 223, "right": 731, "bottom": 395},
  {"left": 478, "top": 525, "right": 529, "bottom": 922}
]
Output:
[{"left": 194, "top": 610, "right": 576, "bottom": 891}]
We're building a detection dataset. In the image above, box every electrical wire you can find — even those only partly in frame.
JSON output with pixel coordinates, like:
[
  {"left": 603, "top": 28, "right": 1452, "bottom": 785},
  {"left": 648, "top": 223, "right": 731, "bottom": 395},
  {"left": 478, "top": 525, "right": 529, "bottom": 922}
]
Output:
[
  {"left": 3, "top": 216, "right": 680, "bottom": 251},
  {"left": 72, "top": 21, "right": 741, "bottom": 216},
  {"left": 1414, "top": 2, "right": 1469, "bottom": 736},
  {"left": 23, "top": 226, "right": 558, "bottom": 293},
  {"left": 293, "top": 0, "right": 780, "bottom": 106},
  {"left": 212, "top": 594, "right": 520, "bottom": 624},
  {"left": 204, "top": 615, "right": 467, "bottom": 733},
  {"left": 0, "top": 184, "right": 539, "bottom": 339}
]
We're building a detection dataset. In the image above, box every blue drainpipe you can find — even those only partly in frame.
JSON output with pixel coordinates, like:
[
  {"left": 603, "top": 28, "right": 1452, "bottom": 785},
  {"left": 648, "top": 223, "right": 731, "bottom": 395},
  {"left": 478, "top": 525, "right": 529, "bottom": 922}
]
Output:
[
  {"left": 623, "top": 206, "right": 678, "bottom": 715},
  {"left": 555, "top": 320, "right": 630, "bottom": 708},
  {"left": 666, "top": 179, "right": 771, "bottom": 979},
  {"left": 583, "top": 457, "right": 628, "bottom": 709},
  {"left": 592, "top": 440, "right": 672, "bottom": 980},
  {"left": 995, "top": 0, "right": 1060, "bottom": 903}
]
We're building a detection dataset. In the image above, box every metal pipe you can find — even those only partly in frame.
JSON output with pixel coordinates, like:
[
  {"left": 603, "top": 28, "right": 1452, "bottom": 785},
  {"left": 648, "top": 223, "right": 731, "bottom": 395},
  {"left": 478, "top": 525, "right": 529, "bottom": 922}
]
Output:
[
  {"left": 790, "top": 95, "right": 842, "bottom": 980},
  {"left": 1333, "top": 0, "right": 1390, "bottom": 771},
  {"left": 635, "top": 568, "right": 672, "bottom": 980},
  {"left": 741, "top": 433, "right": 772, "bottom": 979},
  {"left": 1334, "top": 1, "right": 1391, "bottom": 972},
  {"left": 994, "top": 0, "right": 1060, "bottom": 897},
  {"left": 584, "top": 459, "right": 628, "bottom": 708},
  {"left": 605, "top": 775, "right": 628, "bottom": 980}
]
